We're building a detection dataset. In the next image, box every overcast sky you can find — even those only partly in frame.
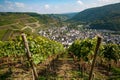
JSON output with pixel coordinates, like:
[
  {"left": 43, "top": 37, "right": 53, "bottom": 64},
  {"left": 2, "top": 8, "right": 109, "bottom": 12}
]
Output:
[{"left": 0, "top": 0, "right": 120, "bottom": 14}]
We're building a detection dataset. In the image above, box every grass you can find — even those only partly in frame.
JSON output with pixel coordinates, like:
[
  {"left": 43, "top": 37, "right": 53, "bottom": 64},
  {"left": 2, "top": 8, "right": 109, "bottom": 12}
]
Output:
[
  {"left": 0, "top": 20, "right": 15, "bottom": 26},
  {"left": 0, "top": 68, "right": 12, "bottom": 80},
  {"left": 108, "top": 67, "right": 120, "bottom": 80},
  {"left": 22, "top": 28, "right": 32, "bottom": 34},
  {"left": 0, "top": 12, "right": 42, "bottom": 39},
  {"left": 1, "top": 29, "right": 13, "bottom": 41},
  {"left": 111, "top": 67, "right": 120, "bottom": 74},
  {"left": 0, "top": 13, "right": 37, "bottom": 26},
  {"left": 0, "top": 29, "right": 7, "bottom": 40}
]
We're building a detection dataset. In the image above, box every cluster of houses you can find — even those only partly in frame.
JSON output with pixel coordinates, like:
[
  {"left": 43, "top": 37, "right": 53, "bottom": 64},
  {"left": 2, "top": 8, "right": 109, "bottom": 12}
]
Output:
[{"left": 39, "top": 26, "right": 120, "bottom": 47}]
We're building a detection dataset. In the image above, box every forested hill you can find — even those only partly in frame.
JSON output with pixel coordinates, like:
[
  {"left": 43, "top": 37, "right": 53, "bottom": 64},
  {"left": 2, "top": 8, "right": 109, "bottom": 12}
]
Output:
[
  {"left": 69, "top": 3, "right": 120, "bottom": 31},
  {"left": 50, "top": 12, "right": 78, "bottom": 21}
]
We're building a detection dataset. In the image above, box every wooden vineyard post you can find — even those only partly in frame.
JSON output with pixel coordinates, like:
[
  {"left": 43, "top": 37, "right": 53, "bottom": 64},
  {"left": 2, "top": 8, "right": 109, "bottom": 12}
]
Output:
[
  {"left": 88, "top": 35, "right": 102, "bottom": 80},
  {"left": 22, "top": 33, "right": 38, "bottom": 80}
]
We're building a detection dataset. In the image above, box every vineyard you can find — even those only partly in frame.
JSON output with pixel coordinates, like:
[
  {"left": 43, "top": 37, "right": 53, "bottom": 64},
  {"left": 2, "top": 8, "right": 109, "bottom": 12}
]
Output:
[{"left": 0, "top": 34, "right": 120, "bottom": 80}]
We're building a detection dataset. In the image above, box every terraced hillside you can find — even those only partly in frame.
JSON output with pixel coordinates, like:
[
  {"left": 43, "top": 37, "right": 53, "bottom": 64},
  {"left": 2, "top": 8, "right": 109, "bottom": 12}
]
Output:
[{"left": 0, "top": 12, "right": 62, "bottom": 40}]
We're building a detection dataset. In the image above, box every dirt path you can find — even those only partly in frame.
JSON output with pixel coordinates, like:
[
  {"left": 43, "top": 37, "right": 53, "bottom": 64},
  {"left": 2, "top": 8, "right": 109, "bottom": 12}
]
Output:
[
  {"left": 38, "top": 54, "right": 80, "bottom": 80},
  {"left": 21, "top": 21, "right": 40, "bottom": 32},
  {"left": 39, "top": 54, "right": 113, "bottom": 80},
  {"left": 56, "top": 57, "right": 74, "bottom": 79}
]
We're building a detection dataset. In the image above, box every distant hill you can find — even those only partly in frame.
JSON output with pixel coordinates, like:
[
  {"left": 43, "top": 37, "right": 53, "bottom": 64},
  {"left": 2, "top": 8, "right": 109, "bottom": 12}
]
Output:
[
  {"left": 39, "top": 12, "right": 78, "bottom": 22},
  {"left": 25, "top": 13, "right": 59, "bottom": 24},
  {"left": 61, "top": 12, "right": 78, "bottom": 18},
  {"left": 69, "top": 3, "right": 120, "bottom": 31}
]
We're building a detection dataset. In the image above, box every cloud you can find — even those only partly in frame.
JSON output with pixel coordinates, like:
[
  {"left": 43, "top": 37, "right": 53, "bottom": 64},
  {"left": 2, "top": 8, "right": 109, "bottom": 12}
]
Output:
[
  {"left": 15, "top": 2, "right": 25, "bottom": 8},
  {"left": 0, "top": 5, "right": 3, "bottom": 8},
  {"left": 1, "top": 0, "right": 26, "bottom": 12},
  {"left": 44, "top": 4, "right": 50, "bottom": 9},
  {"left": 98, "top": 0, "right": 109, "bottom": 2},
  {"left": 4, "top": 1, "right": 14, "bottom": 10},
  {"left": 98, "top": 0, "right": 112, "bottom": 3},
  {"left": 5, "top": 0, "right": 12, "bottom": 4},
  {"left": 98, "top": 0, "right": 120, "bottom": 4},
  {"left": 1, "top": 0, "right": 120, "bottom": 14},
  {"left": 77, "top": 0, "right": 84, "bottom": 5}
]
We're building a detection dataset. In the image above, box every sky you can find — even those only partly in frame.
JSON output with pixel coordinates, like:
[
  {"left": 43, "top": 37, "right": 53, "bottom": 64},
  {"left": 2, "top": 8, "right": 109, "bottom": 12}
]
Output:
[{"left": 0, "top": 0, "right": 120, "bottom": 14}]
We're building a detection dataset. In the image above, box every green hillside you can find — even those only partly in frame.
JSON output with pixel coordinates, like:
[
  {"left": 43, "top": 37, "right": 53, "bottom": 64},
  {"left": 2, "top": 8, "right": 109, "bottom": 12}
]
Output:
[
  {"left": 0, "top": 12, "right": 79, "bottom": 40},
  {"left": 25, "top": 13, "right": 59, "bottom": 24},
  {"left": 47, "top": 12, "right": 78, "bottom": 21},
  {"left": 0, "top": 12, "right": 62, "bottom": 40},
  {"left": 69, "top": 3, "right": 120, "bottom": 31}
]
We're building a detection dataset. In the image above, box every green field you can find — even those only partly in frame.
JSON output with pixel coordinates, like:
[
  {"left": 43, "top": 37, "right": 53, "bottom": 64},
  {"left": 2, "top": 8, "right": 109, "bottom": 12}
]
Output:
[{"left": 0, "top": 29, "right": 8, "bottom": 40}]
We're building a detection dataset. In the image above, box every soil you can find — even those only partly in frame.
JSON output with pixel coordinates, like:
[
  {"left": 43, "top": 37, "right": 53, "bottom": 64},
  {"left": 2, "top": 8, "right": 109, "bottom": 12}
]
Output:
[{"left": 0, "top": 54, "right": 120, "bottom": 80}]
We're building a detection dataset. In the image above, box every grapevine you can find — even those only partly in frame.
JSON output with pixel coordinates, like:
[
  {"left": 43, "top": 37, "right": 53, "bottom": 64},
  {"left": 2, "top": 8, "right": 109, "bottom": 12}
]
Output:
[{"left": 0, "top": 35, "right": 64, "bottom": 64}]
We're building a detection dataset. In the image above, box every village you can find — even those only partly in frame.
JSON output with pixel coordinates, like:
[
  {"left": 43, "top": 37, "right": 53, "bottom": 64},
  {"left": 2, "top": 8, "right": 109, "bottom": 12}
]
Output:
[{"left": 39, "top": 26, "right": 120, "bottom": 47}]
